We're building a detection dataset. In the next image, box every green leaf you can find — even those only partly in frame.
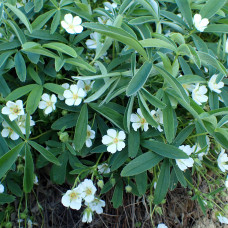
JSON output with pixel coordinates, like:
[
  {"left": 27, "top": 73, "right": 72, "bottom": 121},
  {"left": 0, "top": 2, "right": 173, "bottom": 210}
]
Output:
[
  {"left": 50, "top": 10, "right": 61, "bottom": 34},
  {"left": 110, "top": 148, "right": 128, "bottom": 171},
  {"left": 163, "top": 94, "right": 175, "bottom": 143},
  {"left": 43, "top": 42, "right": 77, "bottom": 58},
  {"left": 6, "top": 19, "right": 26, "bottom": 44},
  {"left": 128, "top": 129, "right": 140, "bottom": 158},
  {"left": 73, "top": 104, "right": 88, "bottom": 151},
  {"left": 0, "top": 194, "right": 15, "bottom": 204},
  {"left": 26, "top": 85, "right": 43, "bottom": 114},
  {"left": 175, "top": 0, "right": 192, "bottom": 27},
  {"left": 154, "top": 66, "right": 189, "bottom": 103},
  {"left": 32, "top": 9, "right": 56, "bottom": 30},
  {"left": 123, "top": 96, "right": 135, "bottom": 133},
  {"left": 137, "top": 0, "right": 159, "bottom": 19},
  {"left": 126, "top": 61, "right": 153, "bottom": 96},
  {"left": 154, "top": 159, "right": 170, "bottom": 204},
  {"left": 214, "top": 128, "right": 228, "bottom": 150},
  {"left": 199, "top": 0, "right": 226, "bottom": 19},
  {"left": 89, "top": 103, "right": 124, "bottom": 130},
  {"left": 0, "top": 50, "right": 16, "bottom": 68},
  {"left": 6, "top": 84, "right": 37, "bottom": 101},
  {"left": 43, "top": 83, "right": 65, "bottom": 96},
  {"left": 139, "top": 38, "right": 177, "bottom": 52},
  {"left": 51, "top": 113, "right": 78, "bottom": 130},
  {"left": 141, "top": 88, "right": 166, "bottom": 109},
  {"left": 83, "top": 22, "right": 148, "bottom": 60},
  {"left": 121, "top": 152, "right": 163, "bottom": 176},
  {"left": 141, "top": 140, "right": 189, "bottom": 159},
  {"left": 5, "top": 3, "right": 32, "bottom": 33},
  {"left": 23, "top": 144, "right": 34, "bottom": 193},
  {"left": 204, "top": 24, "right": 228, "bottom": 33},
  {"left": 0, "top": 142, "right": 24, "bottom": 179},
  {"left": 28, "top": 141, "right": 60, "bottom": 165},
  {"left": 34, "top": 0, "right": 43, "bottom": 12},
  {"left": 27, "top": 66, "right": 42, "bottom": 85},
  {"left": 0, "top": 135, "right": 9, "bottom": 157},
  {"left": 135, "top": 171, "right": 147, "bottom": 195},
  {"left": 111, "top": 179, "right": 123, "bottom": 208},
  {"left": 173, "top": 163, "right": 187, "bottom": 187},
  {"left": 14, "top": 52, "right": 26, "bottom": 82}
]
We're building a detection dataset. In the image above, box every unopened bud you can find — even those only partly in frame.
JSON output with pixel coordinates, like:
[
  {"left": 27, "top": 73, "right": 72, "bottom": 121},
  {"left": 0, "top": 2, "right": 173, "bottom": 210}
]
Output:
[
  {"left": 97, "top": 180, "right": 104, "bottom": 189},
  {"left": 62, "top": 110, "right": 68, "bottom": 116},
  {"left": 59, "top": 132, "right": 69, "bottom": 142},
  {"left": 110, "top": 178, "right": 115, "bottom": 186},
  {"left": 125, "top": 185, "right": 132, "bottom": 193}
]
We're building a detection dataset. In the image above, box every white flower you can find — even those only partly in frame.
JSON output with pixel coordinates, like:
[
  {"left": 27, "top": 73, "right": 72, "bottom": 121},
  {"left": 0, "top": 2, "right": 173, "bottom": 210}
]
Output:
[
  {"left": 208, "top": 74, "right": 224, "bottom": 94},
  {"left": 17, "top": 114, "right": 35, "bottom": 134},
  {"left": 61, "top": 14, "right": 83, "bottom": 34},
  {"left": 150, "top": 109, "right": 163, "bottom": 132},
  {"left": 85, "top": 32, "right": 102, "bottom": 49},
  {"left": 85, "top": 197, "right": 105, "bottom": 214},
  {"left": 0, "top": 183, "right": 4, "bottom": 193},
  {"left": 1, "top": 121, "right": 19, "bottom": 140},
  {"left": 225, "top": 175, "right": 228, "bottom": 188},
  {"left": 58, "top": 83, "right": 70, "bottom": 100},
  {"left": 76, "top": 80, "right": 94, "bottom": 93},
  {"left": 80, "top": 179, "right": 97, "bottom": 203},
  {"left": 193, "top": 136, "right": 210, "bottom": 161},
  {"left": 102, "top": 129, "right": 126, "bottom": 153},
  {"left": 157, "top": 224, "right": 168, "bottom": 228},
  {"left": 217, "top": 148, "right": 228, "bottom": 172},
  {"left": 86, "top": 125, "right": 95, "bottom": 148},
  {"left": 98, "top": 163, "right": 110, "bottom": 174},
  {"left": 217, "top": 214, "right": 228, "bottom": 224},
  {"left": 1, "top": 100, "right": 24, "bottom": 121},
  {"left": 98, "top": 16, "right": 112, "bottom": 25},
  {"left": 104, "top": 2, "right": 117, "bottom": 11},
  {"left": 63, "top": 85, "right": 86, "bottom": 106},
  {"left": 193, "top": 14, "right": 209, "bottom": 32},
  {"left": 176, "top": 145, "right": 194, "bottom": 171},
  {"left": 39, "top": 94, "right": 57, "bottom": 115},
  {"left": 61, "top": 186, "right": 83, "bottom": 210},
  {"left": 154, "top": 182, "right": 157, "bottom": 189},
  {"left": 82, "top": 207, "right": 93, "bottom": 223},
  {"left": 192, "top": 83, "right": 208, "bottom": 105},
  {"left": 130, "top": 108, "right": 149, "bottom": 132},
  {"left": 34, "top": 175, "right": 38, "bottom": 185},
  {"left": 27, "top": 219, "right": 33, "bottom": 228},
  {"left": 225, "top": 38, "right": 228, "bottom": 53}
]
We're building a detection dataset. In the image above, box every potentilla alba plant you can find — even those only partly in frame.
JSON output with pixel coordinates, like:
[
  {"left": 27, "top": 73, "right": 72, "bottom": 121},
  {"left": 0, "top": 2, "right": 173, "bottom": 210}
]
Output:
[
  {"left": 1, "top": 121, "right": 20, "bottom": 140},
  {"left": 63, "top": 84, "right": 86, "bottom": 106},
  {"left": 150, "top": 109, "right": 163, "bottom": 132},
  {"left": 130, "top": 108, "right": 149, "bottom": 131},
  {"left": 85, "top": 197, "right": 106, "bottom": 214},
  {"left": 61, "top": 14, "right": 83, "bottom": 34},
  {"left": 193, "top": 14, "right": 209, "bottom": 32},
  {"left": 1, "top": 100, "right": 24, "bottom": 121},
  {"left": 102, "top": 129, "right": 126, "bottom": 153},
  {"left": 58, "top": 83, "right": 70, "bottom": 100},
  {"left": 38, "top": 94, "right": 57, "bottom": 115},
  {"left": 217, "top": 214, "right": 228, "bottom": 224},
  {"left": 76, "top": 80, "right": 94, "bottom": 93},
  {"left": 17, "top": 114, "right": 35, "bottom": 134},
  {"left": 82, "top": 207, "right": 93, "bottom": 223},
  {"left": 80, "top": 179, "right": 97, "bottom": 203},
  {"left": 208, "top": 74, "right": 224, "bottom": 93},
  {"left": 85, "top": 32, "right": 102, "bottom": 49},
  {"left": 217, "top": 148, "right": 228, "bottom": 172},
  {"left": 86, "top": 125, "right": 95, "bottom": 148},
  {"left": 97, "top": 163, "right": 110, "bottom": 174},
  {"left": 192, "top": 83, "right": 208, "bottom": 105},
  {"left": 176, "top": 145, "right": 194, "bottom": 171}
]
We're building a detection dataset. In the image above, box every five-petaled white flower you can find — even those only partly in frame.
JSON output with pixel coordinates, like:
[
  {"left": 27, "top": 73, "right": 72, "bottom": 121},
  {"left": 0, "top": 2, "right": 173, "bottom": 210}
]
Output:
[
  {"left": 102, "top": 129, "right": 126, "bottom": 153},
  {"left": 225, "top": 38, "right": 228, "bottom": 53},
  {"left": 39, "top": 94, "right": 57, "bottom": 115},
  {"left": 86, "top": 125, "right": 95, "bottom": 148},
  {"left": 85, "top": 197, "right": 106, "bottom": 214},
  {"left": 192, "top": 83, "right": 208, "bottom": 105},
  {"left": 130, "top": 108, "right": 149, "bottom": 132},
  {"left": 217, "top": 214, "right": 228, "bottom": 224},
  {"left": 17, "top": 114, "right": 35, "bottom": 134},
  {"left": 104, "top": 2, "right": 117, "bottom": 11},
  {"left": 76, "top": 80, "right": 94, "bottom": 93},
  {"left": 1, "top": 100, "right": 24, "bottom": 121},
  {"left": 150, "top": 109, "right": 163, "bottom": 132},
  {"left": 63, "top": 85, "right": 86, "bottom": 106},
  {"left": 217, "top": 148, "right": 228, "bottom": 172},
  {"left": 61, "top": 14, "right": 83, "bottom": 34},
  {"left": 98, "top": 16, "right": 112, "bottom": 25},
  {"left": 98, "top": 163, "right": 110, "bottom": 174},
  {"left": 58, "top": 83, "right": 70, "bottom": 100},
  {"left": 157, "top": 224, "right": 168, "bottom": 228},
  {"left": 208, "top": 74, "right": 224, "bottom": 94},
  {"left": 85, "top": 32, "right": 102, "bottom": 49},
  {"left": 193, "top": 14, "right": 209, "bottom": 32},
  {"left": 61, "top": 186, "right": 83, "bottom": 210},
  {"left": 82, "top": 207, "right": 93, "bottom": 223},
  {"left": 0, "top": 183, "right": 4, "bottom": 193},
  {"left": 176, "top": 145, "right": 194, "bottom": 171},
  {"left": 1, "top": 121, "right": 19, "bottom": 140},
  {"left": 80, "top": 179, "right": 97, "bottom": 203}
]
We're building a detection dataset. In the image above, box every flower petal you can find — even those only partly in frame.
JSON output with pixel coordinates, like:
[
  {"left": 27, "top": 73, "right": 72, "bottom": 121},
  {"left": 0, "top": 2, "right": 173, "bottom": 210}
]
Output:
[
  {"left": 102, "top": 135, "right": 113, "bottom": 144},
  {"left": 73, "top": 16, "right": 82, "bottom": 25},
  {"left": 107, "top": 129, "right": 117, "bottom": 138},
  {"left": 39, "top": 101, "right": 47, "bottom": 109},
  {"left": 117, "top": 141, "right": 125, "bottom": 151},
  {"left": 118, "top": 131, "right": 126, "bottom": 140},
  {"left": 107, "top": 143, "right": 117, "bottom": 153},
  {"left": 61, "top": 21, "right": 69, "bottom": 29},
  {"left": 65, "top": 98, "right": 75, "bottom": 106},
  {"left": 63, "top": 90, "right": 73, "bottom": 99},
  {"left": 64, "top": 13, "right": 73, "bottom": 24},
  {"left": 130, "top": 114, "right": 140, "bottom": 123},
  {"left": 74, "top": 25, "right": 83, "bottom": 33}
]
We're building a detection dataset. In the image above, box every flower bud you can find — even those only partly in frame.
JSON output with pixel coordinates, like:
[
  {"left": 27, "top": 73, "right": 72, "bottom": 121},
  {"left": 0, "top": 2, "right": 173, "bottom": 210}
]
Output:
[
  {"left": 155, "top": 206, "right": 163, "bottom": 215},
  {"left": 20, "top": 213, "right": 27, "bottom": 219},
  {"left": 125, "top": 185, "right": 132, "bottom": 193},
  {"left": 62, "top": 110, "right": 68, "bottom": 116},
  {"left": 97, "top": 180, "right": 104, "bottom": 189},
  {"left": 5, "top": 222, "right": 12, "bottom": 228},
  {"left": 59, "top": 132, "right": 69, "bottom": 142},
  {"left": 110, "top": 178, "right": 115, "bottom": 186}
]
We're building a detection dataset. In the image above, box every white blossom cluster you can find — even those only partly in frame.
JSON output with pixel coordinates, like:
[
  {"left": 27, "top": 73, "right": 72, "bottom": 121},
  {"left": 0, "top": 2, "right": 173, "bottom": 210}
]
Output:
[
  {"left": 61, "top": 179, "right": 105, "bottom": 223},
  {"left": 1, "top": 100, "right": 35, "bottom": 140}
]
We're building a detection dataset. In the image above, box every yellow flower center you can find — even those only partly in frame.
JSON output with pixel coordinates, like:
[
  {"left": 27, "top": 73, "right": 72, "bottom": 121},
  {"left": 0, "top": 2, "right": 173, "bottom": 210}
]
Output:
[
  {"left": 140, "top": 118, "right": 146, "bottom": 125},
  {"left": 69, "top": 192, "right": 79, "bottom": 200},
  {"left": 87, "top": 130, "right": 91, "bottom": 137},
  {"left": 85, "top": 188, "right": 92, "bottom": 195},
  {"left": 73, "top": 93, "right": 78, "bottom": 100},
  {"left": 46, "top": 101, "right": 53, "bottom": 107},
  {"left": 113, "top": 137, "right": 119, "bottom": 144},
  {"left": 84, "top": 85, "right": 91, "bottom": 92},
  {"left": 11, "top": 106, "right": 20, "bottom": 114},
  {"left": 69, "top": 24, "right": 74, "bottom": 30}
]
